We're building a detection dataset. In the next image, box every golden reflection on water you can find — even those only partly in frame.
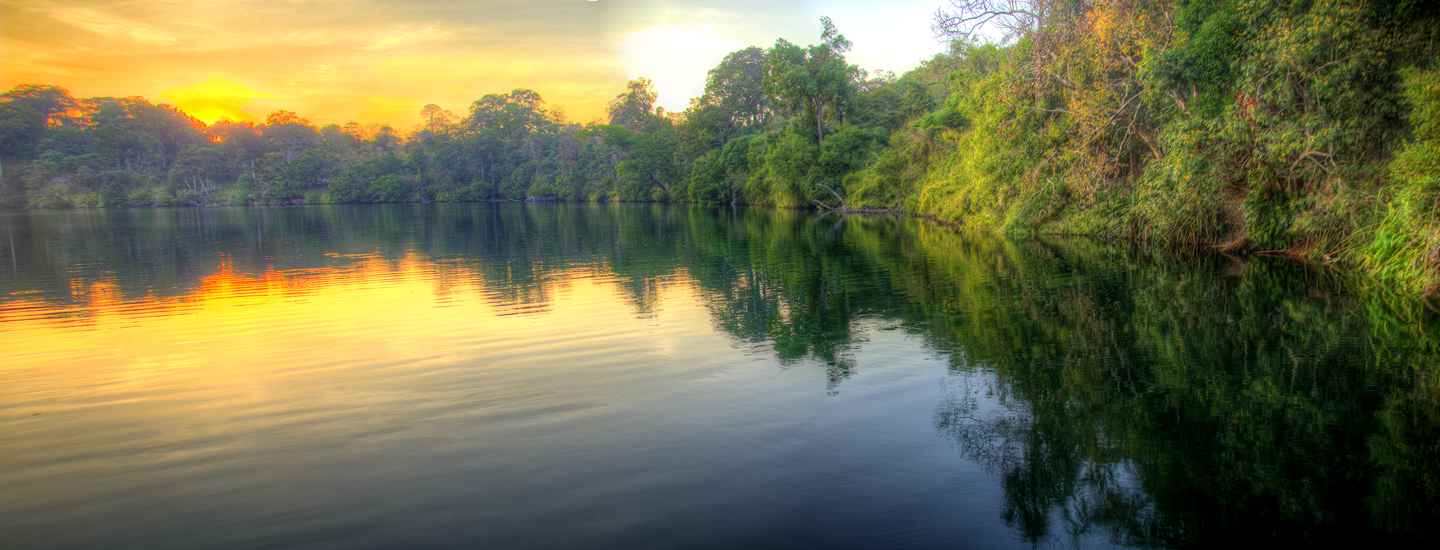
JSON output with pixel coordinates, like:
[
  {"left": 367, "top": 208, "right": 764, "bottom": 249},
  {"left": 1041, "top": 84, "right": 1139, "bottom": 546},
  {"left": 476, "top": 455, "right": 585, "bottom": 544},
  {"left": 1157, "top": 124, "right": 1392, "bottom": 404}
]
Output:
[
  {"left": 1, "top": 245, "right": 795, "bottom": 549},
  {"left": 0, "top": 252, "right": 704, "bottom": 410}
]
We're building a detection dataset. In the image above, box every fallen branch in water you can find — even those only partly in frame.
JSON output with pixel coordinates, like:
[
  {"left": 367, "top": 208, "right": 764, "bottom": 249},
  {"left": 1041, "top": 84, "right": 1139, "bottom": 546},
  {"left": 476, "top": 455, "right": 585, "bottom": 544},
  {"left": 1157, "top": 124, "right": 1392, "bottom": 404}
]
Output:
[{"left": 816, "top": 183, "right": 848, "bottom": 210}]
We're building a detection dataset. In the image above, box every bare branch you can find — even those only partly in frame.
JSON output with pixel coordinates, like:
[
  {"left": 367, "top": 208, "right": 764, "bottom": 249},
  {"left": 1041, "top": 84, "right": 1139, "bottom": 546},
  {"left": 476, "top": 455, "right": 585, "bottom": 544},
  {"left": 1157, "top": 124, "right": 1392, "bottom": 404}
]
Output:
[
  {"left": 815, "top": 183, "right": 848, "bottom": 209},
  {"left": 932, "top": 0, "right": 1046, "bottom": 44},
  {"left": 1289, "top": 150, "right": 1334, "bottom": 173},
  {"left": 1168, "top": 90, "right": 1192, "bottom": 116}
]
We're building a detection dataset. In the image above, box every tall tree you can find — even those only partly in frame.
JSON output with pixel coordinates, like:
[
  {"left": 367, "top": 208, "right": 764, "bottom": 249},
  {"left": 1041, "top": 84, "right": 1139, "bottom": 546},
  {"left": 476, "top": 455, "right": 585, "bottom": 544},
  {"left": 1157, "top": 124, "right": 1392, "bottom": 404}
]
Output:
[
  {"left": 0, "top": 103, "right": 46, "bottom": 184},
  {"left": 705, "top": 47, "right": 770, "bottom": 130},
  {"left": 262, "top": 110, "right": 319, "bottom": 164},
  {"left": 607, "top": 78, "right": 661, "bottom": 132},
  {"left": 763, "top": 17, "right": 862, "bottom": 146},
  {"left": 466, "top": 89, "right": 550, "bottom": 141},
  {"left": 679, "top": 47, "right": 772, "bottom": 157},
  {"left": 419, "top": 104, "right": 458, "bottom": 136}
]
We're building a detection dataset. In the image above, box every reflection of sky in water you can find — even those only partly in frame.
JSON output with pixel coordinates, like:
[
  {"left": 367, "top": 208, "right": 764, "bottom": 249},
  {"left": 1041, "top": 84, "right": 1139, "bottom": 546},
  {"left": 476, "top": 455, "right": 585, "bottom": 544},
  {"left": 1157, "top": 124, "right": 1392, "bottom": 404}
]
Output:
[
  {"left": 0, "top": 240, "right": 1035, "bottom": 549},
  {"left": 2, "top": 203, "right": 1438, "bottom": 548}
]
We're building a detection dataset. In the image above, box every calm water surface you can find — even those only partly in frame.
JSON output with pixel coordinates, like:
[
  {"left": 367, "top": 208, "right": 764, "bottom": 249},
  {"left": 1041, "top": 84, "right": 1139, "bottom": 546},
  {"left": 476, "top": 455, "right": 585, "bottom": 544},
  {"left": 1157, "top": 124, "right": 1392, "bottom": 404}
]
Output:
[{"left": 2, "top": 203, "right": 1437, "bottom": 548}]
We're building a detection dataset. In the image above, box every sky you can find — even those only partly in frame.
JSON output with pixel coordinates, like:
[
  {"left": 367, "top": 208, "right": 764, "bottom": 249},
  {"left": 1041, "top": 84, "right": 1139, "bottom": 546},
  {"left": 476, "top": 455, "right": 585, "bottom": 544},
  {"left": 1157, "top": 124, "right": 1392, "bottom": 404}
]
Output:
[{"left": 1, "top": 0, "right": 952, "bottom": 129}]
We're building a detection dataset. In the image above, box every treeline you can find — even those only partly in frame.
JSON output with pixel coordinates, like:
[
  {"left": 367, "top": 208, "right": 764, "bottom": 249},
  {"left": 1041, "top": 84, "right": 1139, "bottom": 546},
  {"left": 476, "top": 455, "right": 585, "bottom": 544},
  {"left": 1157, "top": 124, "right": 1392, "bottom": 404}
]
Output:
[
  {"left": 3, "top": 1, "right": 1440, "bottom": 292},
  {"left": 0, "top": 16, "right": 948, "bottom": 212}
]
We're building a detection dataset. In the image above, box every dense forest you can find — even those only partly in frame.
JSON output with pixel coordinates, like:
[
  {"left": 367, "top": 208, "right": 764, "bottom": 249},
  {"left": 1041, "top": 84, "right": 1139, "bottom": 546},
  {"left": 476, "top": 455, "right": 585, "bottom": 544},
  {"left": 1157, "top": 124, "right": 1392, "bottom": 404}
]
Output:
[{"left": 1, "top": 0, "right": 1438, "bottom": 293}]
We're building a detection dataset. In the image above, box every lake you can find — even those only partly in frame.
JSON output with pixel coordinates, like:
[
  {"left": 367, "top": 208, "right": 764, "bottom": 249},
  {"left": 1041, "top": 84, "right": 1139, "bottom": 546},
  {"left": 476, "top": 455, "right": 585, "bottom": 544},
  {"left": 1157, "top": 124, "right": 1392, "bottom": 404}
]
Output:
[{"left": 2, "top": 203, "right": 1437, "bottom": 548}]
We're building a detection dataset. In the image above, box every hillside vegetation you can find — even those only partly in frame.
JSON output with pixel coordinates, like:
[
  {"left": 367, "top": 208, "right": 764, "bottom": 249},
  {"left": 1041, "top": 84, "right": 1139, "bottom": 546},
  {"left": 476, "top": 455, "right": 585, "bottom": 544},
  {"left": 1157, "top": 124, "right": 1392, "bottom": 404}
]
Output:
[{"left": 2, "top": 1, "right": 1438, "bottom": 292}]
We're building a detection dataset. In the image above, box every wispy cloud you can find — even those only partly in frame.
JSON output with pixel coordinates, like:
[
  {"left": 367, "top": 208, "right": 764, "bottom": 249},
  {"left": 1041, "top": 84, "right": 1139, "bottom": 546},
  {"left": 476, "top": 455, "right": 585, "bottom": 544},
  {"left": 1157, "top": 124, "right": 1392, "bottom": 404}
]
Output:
[
  {"left": 51, "top": 6, "right": 177, "bottom": 45},
  {"left": 361, "top": 27, "right": 449, "bottom": 51}
]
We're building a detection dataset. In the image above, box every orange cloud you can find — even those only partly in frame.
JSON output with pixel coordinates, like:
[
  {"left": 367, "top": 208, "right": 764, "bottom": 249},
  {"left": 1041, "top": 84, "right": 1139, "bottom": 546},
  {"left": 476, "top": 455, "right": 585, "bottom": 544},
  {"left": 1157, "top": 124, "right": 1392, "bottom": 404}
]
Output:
[{"left": 158, "top": 77, "right": 279, "bottom": 124}]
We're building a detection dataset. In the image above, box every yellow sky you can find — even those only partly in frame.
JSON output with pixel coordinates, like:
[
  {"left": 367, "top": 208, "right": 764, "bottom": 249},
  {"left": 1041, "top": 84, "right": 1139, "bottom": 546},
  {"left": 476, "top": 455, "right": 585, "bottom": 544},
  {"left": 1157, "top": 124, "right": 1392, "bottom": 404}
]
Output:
[{"left": 1, "top": 1, "right": 949, "bottom": 128}]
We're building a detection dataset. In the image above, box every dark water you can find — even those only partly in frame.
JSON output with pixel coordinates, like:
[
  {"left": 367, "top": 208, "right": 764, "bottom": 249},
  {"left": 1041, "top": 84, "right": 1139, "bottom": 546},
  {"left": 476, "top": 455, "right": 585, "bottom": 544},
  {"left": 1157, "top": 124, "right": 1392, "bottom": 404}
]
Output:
[{"left": 1, "top": 203, "right": 1437, "bottom": 549}]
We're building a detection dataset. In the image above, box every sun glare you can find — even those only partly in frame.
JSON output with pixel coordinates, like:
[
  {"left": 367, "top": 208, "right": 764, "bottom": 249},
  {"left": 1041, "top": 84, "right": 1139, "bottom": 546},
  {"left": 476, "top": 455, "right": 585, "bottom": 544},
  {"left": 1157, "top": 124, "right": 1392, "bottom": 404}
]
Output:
[
  {"left": 617, "top": 24, "right": 744, "bottom": 113},
  {"left": 158, "top": 77, "right": 279, "bottom": 124}
]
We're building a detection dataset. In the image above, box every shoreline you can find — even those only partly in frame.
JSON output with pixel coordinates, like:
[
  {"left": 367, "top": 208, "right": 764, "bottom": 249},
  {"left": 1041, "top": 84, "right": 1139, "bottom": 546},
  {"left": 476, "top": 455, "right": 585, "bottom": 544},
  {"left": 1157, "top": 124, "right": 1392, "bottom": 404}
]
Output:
[{"left": 7, "top": 199, "right": 1435, "bottom": 306}]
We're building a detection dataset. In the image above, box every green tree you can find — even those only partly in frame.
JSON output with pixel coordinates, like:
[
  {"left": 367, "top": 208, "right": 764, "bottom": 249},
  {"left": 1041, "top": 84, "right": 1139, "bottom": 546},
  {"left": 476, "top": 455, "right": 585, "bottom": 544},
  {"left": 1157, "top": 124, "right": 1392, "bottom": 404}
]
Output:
[
  {"left": 262, "top": 110, "right": 319, "bottom": 164},
  {"left": 763, "top": 17, "right": 862, "bottom": 147},
  {"left": 0, "top": 103, "right": 46, "bottom": 185},
  {"left": 706, "top": 47, "right": 770, "bottom": 129},
  {"left": 607, "top": 78, "right": 661, "bottom": 131},
  {"left": 1, "top": 84, "right": 78, "bottom": 127}
]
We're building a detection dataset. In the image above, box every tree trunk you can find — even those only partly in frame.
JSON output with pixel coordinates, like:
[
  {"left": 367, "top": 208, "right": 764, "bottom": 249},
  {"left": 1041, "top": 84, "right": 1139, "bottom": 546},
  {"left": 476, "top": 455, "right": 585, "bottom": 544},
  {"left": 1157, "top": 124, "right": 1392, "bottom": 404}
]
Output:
[
  {"left": 1131, "top": 121, "right": 1164, "bottom": 160},
  {"left": 648, "top": 172, "right": 670, "bottom": 195},
  {"left": 814, "top": 97, "right": 825, "bottom": 145},
  {"left": 251, "top": 160, "right": 260, "bottom": 202}
]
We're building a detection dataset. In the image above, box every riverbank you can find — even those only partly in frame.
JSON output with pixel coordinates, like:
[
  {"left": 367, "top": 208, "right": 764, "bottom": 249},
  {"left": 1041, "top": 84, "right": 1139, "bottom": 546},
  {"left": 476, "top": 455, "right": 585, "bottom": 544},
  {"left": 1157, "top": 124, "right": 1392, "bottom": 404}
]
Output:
[
  {"left": 12, "top": 195, "right": 1437, "bottom": 311},
  {"left": 862, "top": 10, "right": 1440, "bottom": 299}
]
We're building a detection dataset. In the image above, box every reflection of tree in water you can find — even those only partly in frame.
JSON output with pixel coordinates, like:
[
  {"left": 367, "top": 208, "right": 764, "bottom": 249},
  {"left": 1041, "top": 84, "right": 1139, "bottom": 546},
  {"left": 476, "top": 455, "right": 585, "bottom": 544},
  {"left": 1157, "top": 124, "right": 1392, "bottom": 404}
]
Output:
[
  {"left": 1, "top": 204, "right": 886, "bottom": 390},
  {"left": 1367, "top": 384, "right": 1440, "bottom": 539},
  {"left": 704, "top": 272, "right": 860, "bottom": 392},
  {"left": 8, "top": 203, "right": 1440, "bottom": 543},
  {"left": 920, "top": 239, "right": 1440, "bottom": 547},
  {"left": 687, "top": 211, "right": 904, "bottom": 393},
  {"left": 936, "top": 375, "right": 1156, "bottom": 547}
]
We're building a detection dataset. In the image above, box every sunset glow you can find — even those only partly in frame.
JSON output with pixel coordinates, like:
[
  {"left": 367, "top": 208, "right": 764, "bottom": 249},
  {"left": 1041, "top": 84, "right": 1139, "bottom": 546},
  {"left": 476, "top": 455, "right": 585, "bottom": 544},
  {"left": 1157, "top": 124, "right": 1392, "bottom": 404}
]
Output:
[
  {"left": 1, "top": 1, "right": 949, "bottom": 127},
  {"left": 158, "top": 77, "right": 277, "bottom": 124},
  {"left": 0, "top": 254, "right": 691, "bottom": 381}
]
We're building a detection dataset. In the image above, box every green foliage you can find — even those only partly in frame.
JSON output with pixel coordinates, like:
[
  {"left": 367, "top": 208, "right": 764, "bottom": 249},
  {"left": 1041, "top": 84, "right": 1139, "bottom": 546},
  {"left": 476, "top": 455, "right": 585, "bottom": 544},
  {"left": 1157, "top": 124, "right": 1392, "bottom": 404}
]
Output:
[
  {"left": 915, "top": 109, "right": 966, "bottom": 130},
  {"left": 908, "top": 57, "right": 1072, "bottom": 234},
  {"left": 693, "top": 46, "right": 770, "bottom": 144},
  {"left": 1361, "top": 69, "right": 1440, "bottom": 293},
  {"left": 808, "top": 125, "right": 885, "bottom": 206},
  {"left": 1128, "top": 118, "right": 1234, "bottom": 243},
  {"left": 1150, "top": 0, "right": 1244, "bottom": 118},
  {"left": 760, "top": 127, "right": 817, "bottom": 207},
  {"left": 687, "top": 150, "right": 727, "bottom": 204},
  {"left": 333, "top": 153, "right": 408, "bottom": 203},
  {"left": 0, "top": 17, "right": 936, "bottom": 216},
  {"left": 0, "top": 103, "right": 45, "bottom": 158},
  {"left": 99, "top": 170, "right": 137, "bottom": 207},
  {"left": 883, "top": 0, "right": 1440, "bottom": 294},
  {"left": 763, "top": 17, "right": 863, "bottom": 147},
  {"left": 607, "top": 78, "right": 661, "bottom": 131}
]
